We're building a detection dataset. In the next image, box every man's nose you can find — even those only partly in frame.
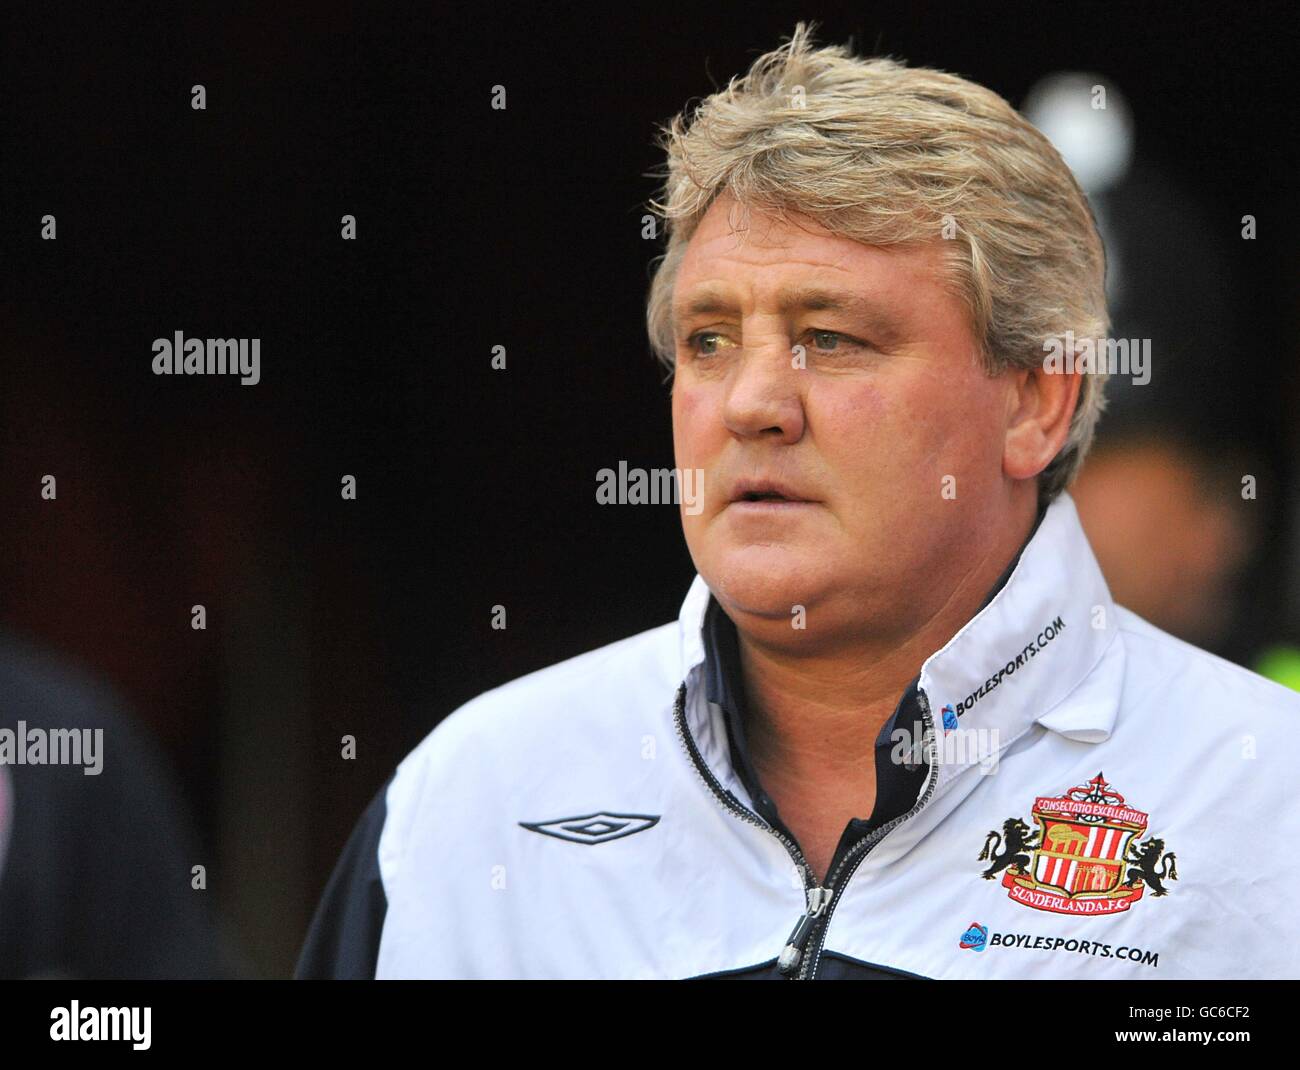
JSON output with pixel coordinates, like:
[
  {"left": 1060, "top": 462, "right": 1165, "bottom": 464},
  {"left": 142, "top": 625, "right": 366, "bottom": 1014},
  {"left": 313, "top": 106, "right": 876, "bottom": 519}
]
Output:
[{"left": 721, "top": 336, "right": 806, "bottom": 444}]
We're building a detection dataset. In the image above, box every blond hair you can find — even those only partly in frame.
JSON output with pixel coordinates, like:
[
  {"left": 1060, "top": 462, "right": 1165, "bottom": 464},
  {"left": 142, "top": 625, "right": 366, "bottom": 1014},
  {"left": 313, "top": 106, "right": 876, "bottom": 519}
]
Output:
[{"left": 645, "top": 23, "right": 1110, "bottom": 502}]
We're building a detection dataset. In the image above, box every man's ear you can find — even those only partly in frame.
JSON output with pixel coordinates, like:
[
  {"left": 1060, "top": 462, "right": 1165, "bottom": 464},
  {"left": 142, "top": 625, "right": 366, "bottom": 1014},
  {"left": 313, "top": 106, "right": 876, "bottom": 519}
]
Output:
[{"left": 1003, "top": 361, "right": 1082, "bottom": 481}]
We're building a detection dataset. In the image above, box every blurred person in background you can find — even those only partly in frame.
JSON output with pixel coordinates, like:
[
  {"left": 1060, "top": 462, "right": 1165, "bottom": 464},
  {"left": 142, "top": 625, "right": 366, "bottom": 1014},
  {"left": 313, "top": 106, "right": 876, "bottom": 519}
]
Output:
[
  {"left": 1026, "top": 73, "right": 1285, "bottom": 676},
  {"left": 1071, "top": 424, "right": 1259, "bottom": 652},
  {"left": 0, "top": 628, "right": 246, "bottom": 979}
]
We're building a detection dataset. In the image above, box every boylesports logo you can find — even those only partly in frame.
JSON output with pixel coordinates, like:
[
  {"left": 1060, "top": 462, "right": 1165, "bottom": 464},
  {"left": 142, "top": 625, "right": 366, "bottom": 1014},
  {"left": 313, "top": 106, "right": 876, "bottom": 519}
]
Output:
[
  {"left": 958, "top": 921, "right": 1160, "bottom": 968},
  {"left": 977, "top": 773, "right": 1178, "bottom": 916},
  {"left": 952, "top": 615, "right": 1065, "bottom": 717}
]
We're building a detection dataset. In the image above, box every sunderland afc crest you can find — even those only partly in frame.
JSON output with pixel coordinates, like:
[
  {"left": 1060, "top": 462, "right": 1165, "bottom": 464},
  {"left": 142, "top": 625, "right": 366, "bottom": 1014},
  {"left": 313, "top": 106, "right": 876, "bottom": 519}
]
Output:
[{"left": 977, "top": 773, "right": 1178, "bottom": 916}]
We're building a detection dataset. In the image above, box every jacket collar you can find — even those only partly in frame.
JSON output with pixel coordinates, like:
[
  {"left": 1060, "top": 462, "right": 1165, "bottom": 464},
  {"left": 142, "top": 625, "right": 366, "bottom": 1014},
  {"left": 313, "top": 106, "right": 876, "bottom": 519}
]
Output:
[{"left": 676, "top": 492, "right": 1122, "bottom": 794}]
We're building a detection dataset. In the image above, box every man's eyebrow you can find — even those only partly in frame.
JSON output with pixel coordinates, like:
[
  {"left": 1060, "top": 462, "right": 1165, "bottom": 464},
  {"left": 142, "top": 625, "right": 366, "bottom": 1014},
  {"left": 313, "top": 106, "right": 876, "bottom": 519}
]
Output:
[{"left": 672, "top": 285, "right": 902, "bottom": 331}]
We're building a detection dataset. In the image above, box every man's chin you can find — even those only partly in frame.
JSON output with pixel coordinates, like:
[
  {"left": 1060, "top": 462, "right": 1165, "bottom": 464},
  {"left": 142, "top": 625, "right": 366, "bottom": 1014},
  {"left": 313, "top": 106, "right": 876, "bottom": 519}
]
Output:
[{"left": 703, "top": 547, "right": 829, "bottom": 622}]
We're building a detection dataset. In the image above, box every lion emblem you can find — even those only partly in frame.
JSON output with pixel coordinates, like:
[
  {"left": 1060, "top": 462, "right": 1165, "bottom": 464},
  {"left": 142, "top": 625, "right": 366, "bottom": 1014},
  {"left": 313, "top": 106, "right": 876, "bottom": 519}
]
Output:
[
  {"left": 977, "top": 817, "right": 1038, "bottom": 880},
  {"left": 1122, "top": 836, "right": 1179, "bottom": 897}
]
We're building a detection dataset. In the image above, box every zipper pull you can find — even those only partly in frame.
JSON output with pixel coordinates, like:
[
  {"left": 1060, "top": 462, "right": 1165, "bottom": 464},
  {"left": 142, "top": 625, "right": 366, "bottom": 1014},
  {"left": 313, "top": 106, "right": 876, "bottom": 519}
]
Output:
[{"left": 777, "top": 885, "right": 831, "bottom": 975}]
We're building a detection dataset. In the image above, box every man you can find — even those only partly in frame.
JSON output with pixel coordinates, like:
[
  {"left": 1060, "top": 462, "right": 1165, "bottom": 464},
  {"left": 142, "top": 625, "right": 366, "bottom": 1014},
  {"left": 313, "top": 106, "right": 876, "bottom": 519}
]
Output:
[{"left": 297, "top": 25, "right": 1300, "bottom": 979}]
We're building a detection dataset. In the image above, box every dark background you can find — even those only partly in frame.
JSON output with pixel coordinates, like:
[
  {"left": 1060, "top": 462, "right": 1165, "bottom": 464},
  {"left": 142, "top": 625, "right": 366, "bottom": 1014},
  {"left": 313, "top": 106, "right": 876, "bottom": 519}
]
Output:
[{"left": 0, "top": 2, "right": 1296, "bottom": 977}]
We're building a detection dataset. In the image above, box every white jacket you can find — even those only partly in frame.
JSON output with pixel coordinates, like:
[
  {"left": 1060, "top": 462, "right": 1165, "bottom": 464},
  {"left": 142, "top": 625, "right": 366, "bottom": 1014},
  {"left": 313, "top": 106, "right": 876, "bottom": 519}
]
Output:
[{"left": 296, "top": 493, "right": 1300, "bottom": 979}]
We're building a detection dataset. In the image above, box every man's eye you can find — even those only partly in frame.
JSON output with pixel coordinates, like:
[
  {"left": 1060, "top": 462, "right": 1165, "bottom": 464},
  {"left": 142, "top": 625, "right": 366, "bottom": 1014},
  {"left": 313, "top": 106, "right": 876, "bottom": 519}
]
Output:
[
  {"left": 685, "top": 331, "right": 735, "bottom": 357},
  {"left": 809, "top": 330, "right": 847, "bottom": 351}
]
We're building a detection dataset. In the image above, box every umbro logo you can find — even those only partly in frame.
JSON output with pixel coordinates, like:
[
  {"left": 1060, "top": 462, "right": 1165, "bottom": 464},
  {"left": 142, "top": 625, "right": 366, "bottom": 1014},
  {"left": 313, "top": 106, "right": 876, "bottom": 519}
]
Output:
[{"left": 519, "top": 811, "right": 660, "bottom": 845}]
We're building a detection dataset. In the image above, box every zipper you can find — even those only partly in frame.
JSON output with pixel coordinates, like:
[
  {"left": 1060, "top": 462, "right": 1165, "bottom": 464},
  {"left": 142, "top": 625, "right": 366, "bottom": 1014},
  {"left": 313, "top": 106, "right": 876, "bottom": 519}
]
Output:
[
  {"left": 673, "top": 679, "right": 941, "bottom": 979},
  {"left": 671, "top": 682, "right": 823, "bottom": 976},
  {"left": 776, "top": 883, "right": 831, "bottom": 974},
  {"left": 794, "top": 688, "right": 941, "bottom": 979}
]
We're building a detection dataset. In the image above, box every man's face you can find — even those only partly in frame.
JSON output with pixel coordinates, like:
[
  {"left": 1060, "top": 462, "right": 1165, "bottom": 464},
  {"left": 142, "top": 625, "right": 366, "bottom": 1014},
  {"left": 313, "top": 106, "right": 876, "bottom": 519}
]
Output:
[{"left": 671, "top": 195, "right": 1020, "bottom": 648}]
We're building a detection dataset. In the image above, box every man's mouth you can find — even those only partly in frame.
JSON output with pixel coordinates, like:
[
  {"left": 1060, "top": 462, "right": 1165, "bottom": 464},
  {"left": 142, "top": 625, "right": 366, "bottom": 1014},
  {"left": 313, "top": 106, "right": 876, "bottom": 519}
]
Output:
[{"left": 728, "top": 480, "right": 817, "bottom": 505}]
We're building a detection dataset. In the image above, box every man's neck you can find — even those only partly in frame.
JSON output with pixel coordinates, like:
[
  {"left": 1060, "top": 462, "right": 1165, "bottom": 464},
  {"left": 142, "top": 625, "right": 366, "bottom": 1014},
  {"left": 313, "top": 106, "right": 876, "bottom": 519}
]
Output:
[{"left": 739, "top": 503, "right": 1040, "bottom": 806}]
